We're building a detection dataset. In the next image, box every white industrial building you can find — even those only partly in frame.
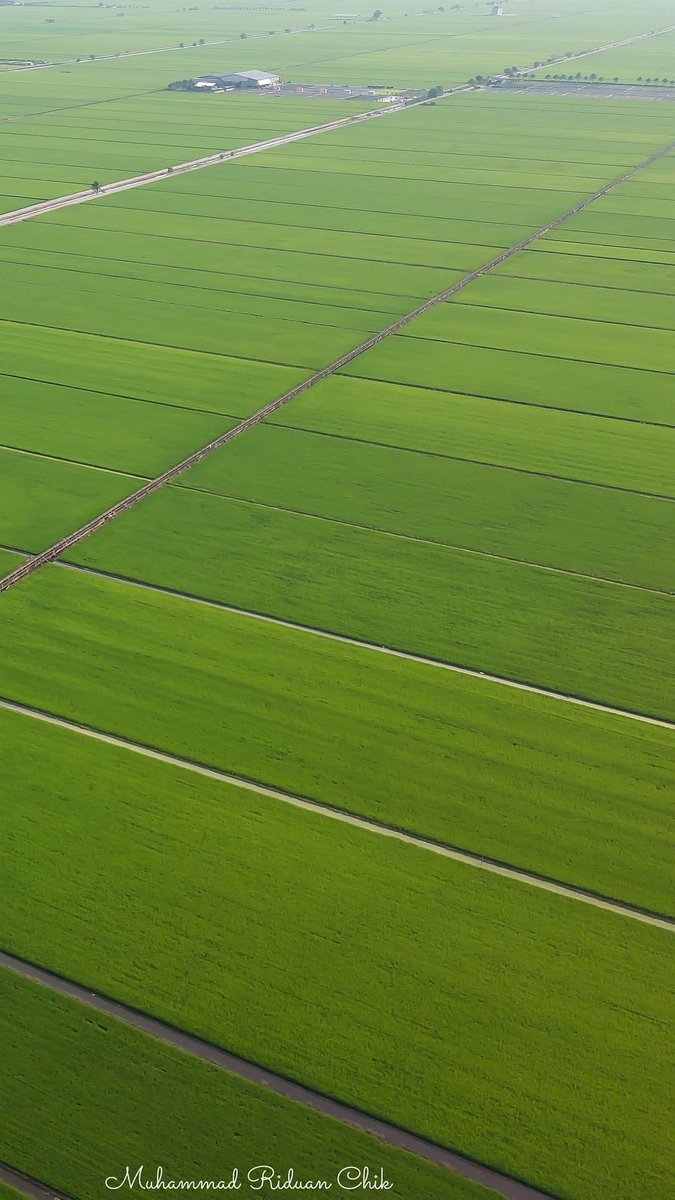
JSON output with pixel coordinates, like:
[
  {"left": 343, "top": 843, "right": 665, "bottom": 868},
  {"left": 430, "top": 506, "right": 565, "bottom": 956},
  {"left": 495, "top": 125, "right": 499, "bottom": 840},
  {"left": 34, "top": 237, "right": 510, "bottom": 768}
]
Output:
[{"left": 195, "top": 70, "right": 280, "bottom": 90}]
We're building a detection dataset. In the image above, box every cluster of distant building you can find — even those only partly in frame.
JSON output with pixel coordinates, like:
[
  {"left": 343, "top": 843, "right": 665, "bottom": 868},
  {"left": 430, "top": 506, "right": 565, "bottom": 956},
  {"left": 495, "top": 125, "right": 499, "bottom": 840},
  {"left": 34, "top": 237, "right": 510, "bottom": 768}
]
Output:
[
  {"left": 167, "top": 69, "right": 427, "bottom": 104},
  {"left": 168, "top": 70, "right": 280, "bottom": 92}
]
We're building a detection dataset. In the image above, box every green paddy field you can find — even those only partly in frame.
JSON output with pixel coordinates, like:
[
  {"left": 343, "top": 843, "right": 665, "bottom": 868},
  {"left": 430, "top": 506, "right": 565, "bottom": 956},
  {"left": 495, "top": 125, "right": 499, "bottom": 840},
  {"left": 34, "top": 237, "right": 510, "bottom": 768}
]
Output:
[{"left": 0, "top": 1, "right": 673, "bottom": 1198}]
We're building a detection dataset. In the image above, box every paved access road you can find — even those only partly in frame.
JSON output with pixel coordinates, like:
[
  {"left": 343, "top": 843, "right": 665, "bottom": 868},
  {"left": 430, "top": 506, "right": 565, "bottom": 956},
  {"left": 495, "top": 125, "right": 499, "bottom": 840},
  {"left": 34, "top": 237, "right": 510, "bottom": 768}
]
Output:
[
  {"left": 0, "top": 948, "right": 558, "bottom": 1200},
  {"left": 0, "top": 1161, "right": 71, "bottom": 1200}
]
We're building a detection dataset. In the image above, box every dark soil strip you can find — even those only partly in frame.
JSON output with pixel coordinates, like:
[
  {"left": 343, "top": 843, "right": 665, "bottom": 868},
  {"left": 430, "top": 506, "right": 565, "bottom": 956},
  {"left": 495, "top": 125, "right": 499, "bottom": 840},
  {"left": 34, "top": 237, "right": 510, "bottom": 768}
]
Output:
[
  {"left": 1, "top": 135, "right": 674, "bottom": 597},
  {"left": 0, "top": 949, "right": 562, "bottom": 1200}
]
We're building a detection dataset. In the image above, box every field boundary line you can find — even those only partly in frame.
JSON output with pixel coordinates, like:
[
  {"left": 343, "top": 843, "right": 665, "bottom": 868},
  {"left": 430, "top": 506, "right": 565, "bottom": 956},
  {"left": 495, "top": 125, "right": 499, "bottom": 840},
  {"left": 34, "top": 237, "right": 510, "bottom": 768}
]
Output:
[
  {"left": 55, "top": 562, "right": 675, "bottom": 720},
  {"left": 0, "top": 952, "right": 558, "bottom": 1200},
  {"left": 0, "top": 441, "right": 150, "bottom": 480},
  {"left": 1, "top": 694, "right": 673, "bottom": 927},
  {"left": 390, "top": 332, "right": 675, "bottom": 377},
  {"left": 0, "top": 370, "right": 250, "bottom": 420},
  {"left": 1, "top": 134, "right": 673, "bottom": 596},
  {"left": 493, "top": 267, "right": 675, "bottom": 302},
  {"left": 309, "top": 374, "right": 675, "bottom": 429},
  {"left": 0, "top": 87, "right": 164, "bottom": 126},
  {"left": 0, "top": 1161, "right": 73, "bottom": 1200},
  {"left": 456, "top": 297, "right": 675, "bottom": 337},
  {"left": 258, "top": 422, "right": 675, "bottom": 501}
]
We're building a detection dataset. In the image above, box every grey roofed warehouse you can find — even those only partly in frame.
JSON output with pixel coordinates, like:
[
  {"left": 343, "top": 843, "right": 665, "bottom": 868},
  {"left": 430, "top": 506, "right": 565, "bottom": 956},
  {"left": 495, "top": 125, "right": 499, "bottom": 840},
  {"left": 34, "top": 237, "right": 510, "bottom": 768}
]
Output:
[{"left": 199, "top": 70, "right": 280, "bottom": 88}]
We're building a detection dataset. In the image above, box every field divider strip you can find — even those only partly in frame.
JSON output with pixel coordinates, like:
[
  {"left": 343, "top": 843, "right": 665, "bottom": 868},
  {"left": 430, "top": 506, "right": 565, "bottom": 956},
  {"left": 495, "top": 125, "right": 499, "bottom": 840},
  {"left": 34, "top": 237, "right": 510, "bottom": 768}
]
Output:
[
  {"left": 0, "top": 694, "right": 673, "bottom": 927},
  {"left": 0, "top": 952, "right": 559, "bottom": 1200},
  {"left": 454, "top": 297, "right": 675, "bottom": 337},
  {"left": 0, "top": 442, "right": 151, "bottom": 480},
  {"left": 1, "top": 133, "right": 673, "bottom": 599}
]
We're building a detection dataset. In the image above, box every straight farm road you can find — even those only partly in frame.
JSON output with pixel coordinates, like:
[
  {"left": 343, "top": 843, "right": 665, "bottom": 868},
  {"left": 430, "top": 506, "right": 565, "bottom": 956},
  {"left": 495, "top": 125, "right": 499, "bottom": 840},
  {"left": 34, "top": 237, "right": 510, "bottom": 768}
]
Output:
[
  {"left": 0, "top": 950, "right": 638, "bottom": 1200},
  {"left": 6, "top": 16, "right": 675, "bottom": 78},
  {"left": 0, "top": 97, "right": 437, "bottom": 230},
  {"left": 0, "top": 694, "right": 672, "bottom": 928},
  {"left": 0, "top": 1161, "right": 71, "bottom": 1200},
  {"left": 2, "top": 18, "right": 369, "bottom": 75},
  {"left": 1, "top": 130, "right": 674, "bottom": 600}
]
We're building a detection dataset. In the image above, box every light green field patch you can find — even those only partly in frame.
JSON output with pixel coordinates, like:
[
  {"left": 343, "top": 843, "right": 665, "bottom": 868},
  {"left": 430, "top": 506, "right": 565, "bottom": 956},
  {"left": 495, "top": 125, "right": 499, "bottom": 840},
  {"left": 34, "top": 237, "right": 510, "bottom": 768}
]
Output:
[
  {"left": 68, "top": 483, "right": 675, "bottom": 724},
  {"left": 1, "top": 566, "right": 674, "bottom": 907},
  {"left": 107, "top": 182, "right": 528, "bottom": 249},
  {"left": 0, "top": 242, "right": 417, "bottom": 315},
  {"left": 0, "top": 322, "right": 305, "bottom": 417},
  {"left": 403, "top": 301, "right": 675, "bottom": 373},
  {"left": 458, "top": 274, "right": 675, "bottom": 331},
  {"left": 497, "top": 246, "right": 675, "bottom": 292},
  {"left": 47, "top": 200, "right": 493, "bottom": 273},
  {"left": 0, "top": 260, "right": 396, "bottom": 333},
  {"left": 181, "top": 424, "right": 675, "bottom": 589},
  {"left": 0, "top": 279, "right": 370, "bottom": 369},
  {"left": 1, "top": 378, "right": 233, "bottom": 474},
  {"left": 0, "top": 219, "right": 452, "bottom": 299},
  {"left": 342, "top": 334, "right": 674, "bottom": 423},
  {"left": 273, "top": 374, "right": 675, "bottom": 494}
]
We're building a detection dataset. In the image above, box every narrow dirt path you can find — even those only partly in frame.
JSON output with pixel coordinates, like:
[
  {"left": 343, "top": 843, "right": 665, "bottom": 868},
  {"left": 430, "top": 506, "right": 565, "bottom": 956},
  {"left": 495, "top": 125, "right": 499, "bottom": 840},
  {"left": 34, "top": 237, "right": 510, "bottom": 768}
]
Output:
[
  {"left": 0, "top": 695, "right": 672, "bottom": 928},
  {"left": 0, "top": 948, "right": 572, "bottom": 1200},
  {"left": 1, "top": 132, "right": 674, "bottom": 599}
]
